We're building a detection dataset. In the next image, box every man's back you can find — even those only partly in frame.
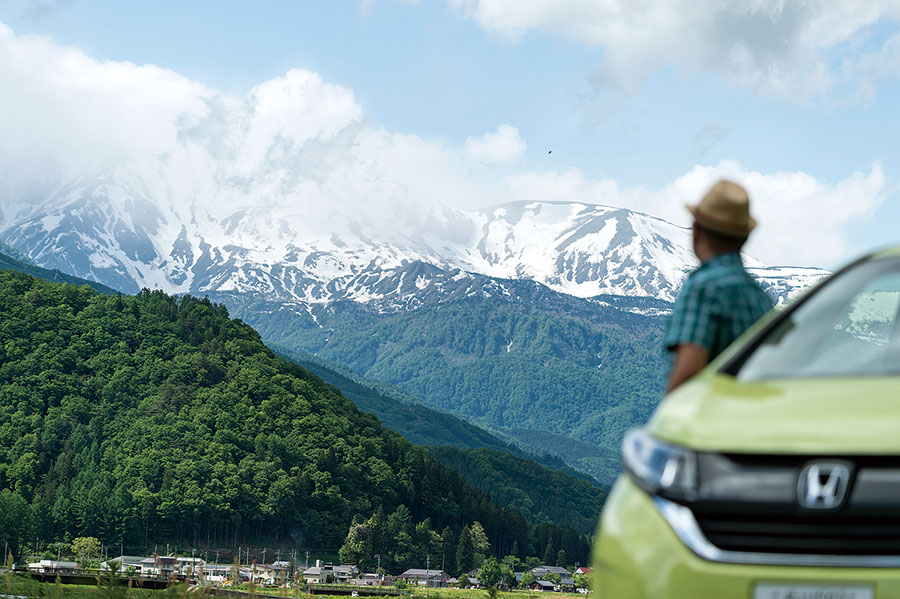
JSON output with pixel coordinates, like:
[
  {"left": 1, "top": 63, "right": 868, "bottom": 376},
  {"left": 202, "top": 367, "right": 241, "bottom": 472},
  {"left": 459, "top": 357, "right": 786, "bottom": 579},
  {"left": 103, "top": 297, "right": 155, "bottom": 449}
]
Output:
[{"left": 664, "top": 251, "right": 773, "bottom": 362}]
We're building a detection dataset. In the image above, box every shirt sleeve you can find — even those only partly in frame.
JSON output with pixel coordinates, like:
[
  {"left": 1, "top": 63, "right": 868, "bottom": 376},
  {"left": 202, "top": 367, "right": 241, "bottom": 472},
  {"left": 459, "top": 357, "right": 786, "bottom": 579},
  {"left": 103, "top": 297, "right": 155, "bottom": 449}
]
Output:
[{"left": 663, "top": 279, "right": 718, "bottom": 354}]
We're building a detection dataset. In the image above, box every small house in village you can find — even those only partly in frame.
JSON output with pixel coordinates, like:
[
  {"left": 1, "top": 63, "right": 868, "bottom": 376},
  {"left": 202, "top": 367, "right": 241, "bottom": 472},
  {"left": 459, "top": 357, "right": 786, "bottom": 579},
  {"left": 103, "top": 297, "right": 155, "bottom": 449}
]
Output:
[
  {"left": 303, "top": 561, "right": 359, "bottom": 585},
  {"left": 100, "top": 556, "right": 147, "bottom": 574},
  {"left": 26, "top": 560, "right": 80, "bottom": 575},
  {"left": 399, "top": 568, "right": 450, "bottom": 587},
  {"left": 200, "top": 563, "right": 232, "bottom": 584},
  {"left": 139, "top": 556, "right": 178, "bottom": 577}
]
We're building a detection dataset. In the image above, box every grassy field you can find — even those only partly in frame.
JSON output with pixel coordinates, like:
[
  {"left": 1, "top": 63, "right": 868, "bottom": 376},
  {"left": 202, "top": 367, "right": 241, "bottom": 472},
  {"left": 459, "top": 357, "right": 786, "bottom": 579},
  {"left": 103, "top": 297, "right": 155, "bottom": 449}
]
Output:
[{"left": 2, "top": 576, "right": 586, "bottom": 599}]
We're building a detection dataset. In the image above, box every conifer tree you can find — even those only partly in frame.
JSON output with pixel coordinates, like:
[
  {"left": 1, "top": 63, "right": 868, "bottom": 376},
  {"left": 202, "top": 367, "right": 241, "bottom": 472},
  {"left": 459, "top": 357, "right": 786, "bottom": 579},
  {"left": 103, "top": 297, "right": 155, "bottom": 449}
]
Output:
[
  {"left": 542, "top": 537, "right": 555, "bottom": 565},
  {"left": 456, "top": 525, "right": 473, "bottom": 575}
]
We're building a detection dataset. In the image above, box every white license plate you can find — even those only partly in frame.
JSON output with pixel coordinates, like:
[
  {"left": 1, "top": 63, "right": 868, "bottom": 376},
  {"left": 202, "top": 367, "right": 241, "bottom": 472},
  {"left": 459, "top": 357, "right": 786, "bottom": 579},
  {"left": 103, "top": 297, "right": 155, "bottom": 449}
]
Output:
[{"left": 754, "top": 583, "right": 873, "bottom": 599}]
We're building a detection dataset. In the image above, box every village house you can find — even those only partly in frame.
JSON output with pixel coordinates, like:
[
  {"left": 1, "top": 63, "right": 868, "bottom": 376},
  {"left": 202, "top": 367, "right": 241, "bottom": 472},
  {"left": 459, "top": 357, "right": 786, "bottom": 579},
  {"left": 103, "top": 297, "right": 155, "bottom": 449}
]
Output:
[
  {"left": 528, "top": 565, "right": 575, "bottom": 592},
  {"left": 100, "top": 555, "right": 146, "bottom": 575},
  {"left": 200, "top": 563, "right": 232, "bottom": 584},
  {"left": 26, "top": 560, "right": 80, "bottom": 575},
  {"left": 349, "top": 572, "right": 382, "bottom": 586},
  {"left": 530, "top": 579, "right": 556, "bottom": 592},
  {"left": 139, "top": 556, "right": 178, "bottom": 577},
  {"left": 332, "top": 564, "right": 359, "bottom": 583},
  {"left": 529, "top": 565, "right": 571, "bottom": 579},
  {"left": 249, "top": 563, "right": 289, "bottom": 585},
  {"left": 399, "top": 568, "right": 450, "bottom": 588},
  {"left": 303, "top": 561, "right": 358, "bottom": 585},
  {"left": 302, "top": 565, "right": 328, "bottom": 585}
]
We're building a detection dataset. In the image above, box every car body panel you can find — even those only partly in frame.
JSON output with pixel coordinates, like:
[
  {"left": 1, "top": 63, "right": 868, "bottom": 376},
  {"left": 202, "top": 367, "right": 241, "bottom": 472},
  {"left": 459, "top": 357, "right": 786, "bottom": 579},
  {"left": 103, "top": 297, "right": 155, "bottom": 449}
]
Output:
[{"left": 648, "top": 374, "right": 900, "bottom": 454}]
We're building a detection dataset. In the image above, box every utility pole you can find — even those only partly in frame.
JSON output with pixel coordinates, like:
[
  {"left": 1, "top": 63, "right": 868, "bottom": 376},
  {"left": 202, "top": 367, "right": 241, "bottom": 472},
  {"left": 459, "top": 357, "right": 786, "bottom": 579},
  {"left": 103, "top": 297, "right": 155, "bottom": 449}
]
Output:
[
  {"left": 305, "top": 551, "right": 309, "bottom": 569},
  {"left": 262, "top": 548, "right": 267, "bottom": 565}
]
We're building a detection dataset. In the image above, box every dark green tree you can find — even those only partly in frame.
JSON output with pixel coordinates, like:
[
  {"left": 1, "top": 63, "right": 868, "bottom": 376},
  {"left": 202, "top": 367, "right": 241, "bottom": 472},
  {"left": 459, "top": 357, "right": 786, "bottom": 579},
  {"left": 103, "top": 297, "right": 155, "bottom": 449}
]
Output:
[
  {"left": 456, "top": 525, "right": 473, "bottom": 575},
  {"left": 542, "top": 537, "right": 556, "bottom": 565},
  {"left": 556, "top": 549, "right": 567, "bottom": 568}
]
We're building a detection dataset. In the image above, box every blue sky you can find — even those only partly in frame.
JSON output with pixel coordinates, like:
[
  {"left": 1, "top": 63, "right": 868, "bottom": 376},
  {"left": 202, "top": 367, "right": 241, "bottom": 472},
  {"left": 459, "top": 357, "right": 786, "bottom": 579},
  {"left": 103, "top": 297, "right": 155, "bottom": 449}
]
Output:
[{"left": 2, "top": 0, "right": 900, "bottom": 267}]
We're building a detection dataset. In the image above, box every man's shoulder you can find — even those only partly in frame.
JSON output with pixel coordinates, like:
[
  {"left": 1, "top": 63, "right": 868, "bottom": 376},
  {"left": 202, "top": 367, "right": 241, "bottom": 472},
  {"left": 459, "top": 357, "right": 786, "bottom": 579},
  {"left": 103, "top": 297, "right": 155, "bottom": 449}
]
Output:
[{"left": 680, "top": 260, "right": 768, "bottom": 303}]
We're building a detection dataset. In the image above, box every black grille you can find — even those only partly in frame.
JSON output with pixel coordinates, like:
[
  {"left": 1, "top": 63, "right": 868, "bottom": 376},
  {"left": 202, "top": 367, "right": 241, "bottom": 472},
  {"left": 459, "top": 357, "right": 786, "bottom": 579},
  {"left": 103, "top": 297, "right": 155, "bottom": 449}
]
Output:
[{"left": 694, "top": 511, "right": 900, "bottom": 555}]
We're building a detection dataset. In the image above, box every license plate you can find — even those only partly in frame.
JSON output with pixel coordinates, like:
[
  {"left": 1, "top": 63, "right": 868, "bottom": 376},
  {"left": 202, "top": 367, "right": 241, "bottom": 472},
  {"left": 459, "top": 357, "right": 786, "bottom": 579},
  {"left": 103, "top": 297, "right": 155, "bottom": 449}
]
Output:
[{"left": 754, "top": 583, "right": 873, "bottom": 599}]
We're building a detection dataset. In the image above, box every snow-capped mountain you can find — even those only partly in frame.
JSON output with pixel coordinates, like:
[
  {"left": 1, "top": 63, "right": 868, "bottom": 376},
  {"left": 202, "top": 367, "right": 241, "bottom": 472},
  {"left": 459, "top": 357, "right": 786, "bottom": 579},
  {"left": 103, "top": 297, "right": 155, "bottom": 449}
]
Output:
[{"left": 0, "top": 165, "right": 827, "bottom": 307}]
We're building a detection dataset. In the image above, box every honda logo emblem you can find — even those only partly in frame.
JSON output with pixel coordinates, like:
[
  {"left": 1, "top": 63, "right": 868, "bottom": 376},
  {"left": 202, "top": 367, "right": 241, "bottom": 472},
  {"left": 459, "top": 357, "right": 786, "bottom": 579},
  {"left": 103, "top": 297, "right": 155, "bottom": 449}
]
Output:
[{"left": 797, "top": 462, "right": 852, "bottom": 510}]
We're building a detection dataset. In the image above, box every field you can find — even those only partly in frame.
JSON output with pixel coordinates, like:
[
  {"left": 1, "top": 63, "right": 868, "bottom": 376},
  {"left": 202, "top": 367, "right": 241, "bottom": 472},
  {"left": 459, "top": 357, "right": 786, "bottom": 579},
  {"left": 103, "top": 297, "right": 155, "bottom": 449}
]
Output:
[{"left": 1, "top": 577, "right": 586, "bottom": 599}]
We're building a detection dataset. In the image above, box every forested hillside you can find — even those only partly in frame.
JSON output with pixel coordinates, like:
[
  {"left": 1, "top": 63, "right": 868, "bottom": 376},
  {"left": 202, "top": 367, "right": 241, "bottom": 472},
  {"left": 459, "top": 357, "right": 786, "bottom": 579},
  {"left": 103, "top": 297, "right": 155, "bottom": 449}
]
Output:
[
  {"left": 274, "top": 346, "right": 584, "bottom": 477},
  {"left": 275, "top": 347, "right": 521, "bottom": 455},
  {"left": 0, "top": 271, "right": 589, "bottom": 570},
  {"left": 224, "top": 287, "right": 669, "bottom": 484},
  {"left": 427, "top": 447, "right": 607, "bottom": 535}
]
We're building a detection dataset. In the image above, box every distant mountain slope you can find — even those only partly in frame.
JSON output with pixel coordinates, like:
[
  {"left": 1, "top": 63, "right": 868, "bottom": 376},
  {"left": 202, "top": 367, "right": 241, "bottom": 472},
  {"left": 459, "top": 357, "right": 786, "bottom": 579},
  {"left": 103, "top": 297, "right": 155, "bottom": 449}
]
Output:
[
  {"left": 427, "top": 446, "right": 607, "bottom": 535},
  {"left": 273, "top": 344, "right": 597, "bottom": 481},
  {"left": 273, "top": 348, "right": 607, "bottom": 534},
  {"left": 274, "top": 345, "right": 529, "bottom": 454},
  {"left": 218, "top": 275, "right": 669, "bottom": 485},
  {"left": 0, "top": 246, "right": 118, "bottom": 294},
  {"left": 0, "top": 269, "right": 597, "bottom": 570}
]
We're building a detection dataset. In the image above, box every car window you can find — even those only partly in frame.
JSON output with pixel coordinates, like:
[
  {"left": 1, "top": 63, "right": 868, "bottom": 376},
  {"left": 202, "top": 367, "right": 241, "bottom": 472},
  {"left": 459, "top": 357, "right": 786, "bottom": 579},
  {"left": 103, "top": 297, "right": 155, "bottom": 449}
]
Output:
[{"left": 737, "top": 257, "right": 900, "bottom": 380}]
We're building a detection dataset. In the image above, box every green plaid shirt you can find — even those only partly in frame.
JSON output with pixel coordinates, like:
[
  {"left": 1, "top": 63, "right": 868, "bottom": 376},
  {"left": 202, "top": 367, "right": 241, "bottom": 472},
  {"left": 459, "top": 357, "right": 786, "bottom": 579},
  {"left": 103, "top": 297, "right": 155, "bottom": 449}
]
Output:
[{"left": 664, "top": 252, "right": 773, "bottom": 360}]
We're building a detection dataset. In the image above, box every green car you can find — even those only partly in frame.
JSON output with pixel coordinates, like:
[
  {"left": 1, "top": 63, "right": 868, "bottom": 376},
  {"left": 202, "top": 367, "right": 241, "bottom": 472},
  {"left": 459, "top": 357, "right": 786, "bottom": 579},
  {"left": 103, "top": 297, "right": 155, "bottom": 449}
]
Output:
[{"left": 593, "top": 248, "right": 900, "bottom": 599}]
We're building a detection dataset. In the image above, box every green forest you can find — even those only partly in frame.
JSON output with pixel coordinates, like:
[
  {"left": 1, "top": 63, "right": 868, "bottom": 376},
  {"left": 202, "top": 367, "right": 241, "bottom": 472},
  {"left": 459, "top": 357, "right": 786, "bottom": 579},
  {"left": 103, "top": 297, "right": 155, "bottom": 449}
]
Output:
[
  {"left": 426, "top": 447, "right": 607, "bottom": 535},
  {"left": 275, "top": 347, "right": 586, "bottom": 478},
  {"left": 220, "top": 282, "right": 668, "bottom": 484},
  {"left": 0, "top": 270, "right": 591, "bottom": 572}
]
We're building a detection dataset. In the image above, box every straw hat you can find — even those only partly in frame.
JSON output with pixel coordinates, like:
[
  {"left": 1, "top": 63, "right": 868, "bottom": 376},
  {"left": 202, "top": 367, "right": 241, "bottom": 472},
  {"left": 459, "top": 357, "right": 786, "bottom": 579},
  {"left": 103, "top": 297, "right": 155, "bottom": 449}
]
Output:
[{"left": 687, "top": 179, "right": 756, "bottom": 238}]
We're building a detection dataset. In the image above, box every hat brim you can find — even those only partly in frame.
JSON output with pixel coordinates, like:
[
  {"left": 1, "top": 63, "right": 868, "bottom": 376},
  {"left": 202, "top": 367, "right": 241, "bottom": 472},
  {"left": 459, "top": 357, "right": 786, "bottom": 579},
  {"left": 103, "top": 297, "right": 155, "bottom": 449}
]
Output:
[{"left": 686, "top": 203, "right": 756, "bottom": 238}]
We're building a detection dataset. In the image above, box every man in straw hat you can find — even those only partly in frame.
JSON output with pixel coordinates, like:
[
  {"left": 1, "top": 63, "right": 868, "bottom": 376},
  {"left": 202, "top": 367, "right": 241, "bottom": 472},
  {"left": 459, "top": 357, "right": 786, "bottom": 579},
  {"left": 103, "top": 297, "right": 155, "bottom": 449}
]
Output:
[{"left": 663, "top": 179, "right": 772, "bottom": 392}]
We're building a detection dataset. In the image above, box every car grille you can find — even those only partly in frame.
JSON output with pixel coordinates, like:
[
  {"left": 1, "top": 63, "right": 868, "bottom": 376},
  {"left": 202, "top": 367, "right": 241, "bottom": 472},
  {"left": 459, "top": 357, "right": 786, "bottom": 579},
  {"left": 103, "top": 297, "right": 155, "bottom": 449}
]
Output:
[
  {"left": 682, "top": 453, "right": 900, "bottom": 556},
  {"left": 694, "top": 511, "right": 900, "bottom": 555}
]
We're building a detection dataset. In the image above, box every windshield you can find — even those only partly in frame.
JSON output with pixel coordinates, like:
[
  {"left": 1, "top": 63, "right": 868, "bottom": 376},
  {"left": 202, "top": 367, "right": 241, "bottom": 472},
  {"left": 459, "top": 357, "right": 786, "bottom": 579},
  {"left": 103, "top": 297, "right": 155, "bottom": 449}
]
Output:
[{"left": 737, "top": 256, "right": 900, "bottom": 381}]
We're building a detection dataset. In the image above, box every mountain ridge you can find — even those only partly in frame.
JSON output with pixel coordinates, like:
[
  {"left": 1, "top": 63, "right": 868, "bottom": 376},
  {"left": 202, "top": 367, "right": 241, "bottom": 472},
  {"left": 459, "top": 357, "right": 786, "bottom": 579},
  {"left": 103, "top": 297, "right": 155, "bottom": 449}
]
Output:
[{"left": 0, "top": 161, "right": 827, "bottom": 306}]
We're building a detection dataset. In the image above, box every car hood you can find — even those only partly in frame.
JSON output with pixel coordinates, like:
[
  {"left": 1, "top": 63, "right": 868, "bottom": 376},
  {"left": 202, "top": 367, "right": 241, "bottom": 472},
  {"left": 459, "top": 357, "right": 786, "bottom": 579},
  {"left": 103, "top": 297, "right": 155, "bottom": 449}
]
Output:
[{"left": 649, "top": 374, "right": 900, "bottom": 454}]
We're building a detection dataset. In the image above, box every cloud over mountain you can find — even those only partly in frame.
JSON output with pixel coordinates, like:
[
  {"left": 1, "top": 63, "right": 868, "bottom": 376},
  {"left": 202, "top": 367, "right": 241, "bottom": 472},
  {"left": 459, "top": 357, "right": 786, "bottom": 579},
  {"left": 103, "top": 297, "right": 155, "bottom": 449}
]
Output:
[{"left": 0, "top": 20, "right": 887, "bottom": 269}]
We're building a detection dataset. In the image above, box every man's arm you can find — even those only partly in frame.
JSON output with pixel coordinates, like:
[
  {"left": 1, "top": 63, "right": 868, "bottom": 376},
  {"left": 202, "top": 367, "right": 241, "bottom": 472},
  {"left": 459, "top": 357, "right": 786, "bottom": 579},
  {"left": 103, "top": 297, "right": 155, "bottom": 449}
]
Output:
[{"left": 666, "top": 343, "right": 709, "bottom": 393}]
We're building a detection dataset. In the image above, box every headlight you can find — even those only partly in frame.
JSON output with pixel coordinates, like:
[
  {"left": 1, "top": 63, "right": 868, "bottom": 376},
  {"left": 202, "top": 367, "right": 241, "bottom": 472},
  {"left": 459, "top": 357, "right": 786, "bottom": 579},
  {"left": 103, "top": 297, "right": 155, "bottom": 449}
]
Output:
[{"left": 622, "top": 428, "right": 697, "bottom": 501}]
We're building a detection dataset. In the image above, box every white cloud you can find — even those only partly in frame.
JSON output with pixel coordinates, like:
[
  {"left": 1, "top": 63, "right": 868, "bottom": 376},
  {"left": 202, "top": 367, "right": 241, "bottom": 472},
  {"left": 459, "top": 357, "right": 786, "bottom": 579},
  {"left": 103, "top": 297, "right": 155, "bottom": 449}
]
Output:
[
  {"left": 0, "top": 21, "right": 210, "bottom": 173},
  {"left": 449, "top": 0, "right": 900, "bottom": 102},
  {"left": 464, "top": 124, "right": 526, "bottom": 163},
  {"left": 234, "top": 69, "right": 363, "bottom": 176},
  {"left": 0, "top": 21, "right": 888, "bottom": 270}
]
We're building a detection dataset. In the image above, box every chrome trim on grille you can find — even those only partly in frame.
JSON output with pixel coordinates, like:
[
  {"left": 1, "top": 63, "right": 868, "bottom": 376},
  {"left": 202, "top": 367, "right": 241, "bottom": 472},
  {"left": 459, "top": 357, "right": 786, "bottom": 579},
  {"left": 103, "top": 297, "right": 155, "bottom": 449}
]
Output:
[{"left": 653, "top": 496, "right": 900, "bottom": 568}]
